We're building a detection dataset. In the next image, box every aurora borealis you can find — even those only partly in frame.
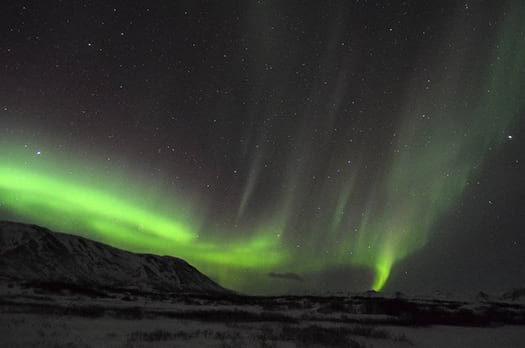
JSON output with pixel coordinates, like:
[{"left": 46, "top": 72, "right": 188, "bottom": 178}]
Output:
[{"left": 1, "top": 1, "right": 524, "bottom": 294}]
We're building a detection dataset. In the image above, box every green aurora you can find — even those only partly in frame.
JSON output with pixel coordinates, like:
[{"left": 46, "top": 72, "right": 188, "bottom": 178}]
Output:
[
  {"left": 0, "top": 4, "right": 523, "bottom": 293},
  {"left": 0, "top": 153, "right": 287, "bottom": 279}
]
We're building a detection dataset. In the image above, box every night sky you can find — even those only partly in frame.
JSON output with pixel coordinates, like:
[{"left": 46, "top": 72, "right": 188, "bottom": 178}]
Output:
[{"left": 1, "top": 0, "right": 524, "bottom": 295}]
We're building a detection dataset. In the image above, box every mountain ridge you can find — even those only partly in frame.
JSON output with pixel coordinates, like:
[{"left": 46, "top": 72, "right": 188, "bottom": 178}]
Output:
[{"left": 0, "top": 220, "right": 230, "bottom": 295}]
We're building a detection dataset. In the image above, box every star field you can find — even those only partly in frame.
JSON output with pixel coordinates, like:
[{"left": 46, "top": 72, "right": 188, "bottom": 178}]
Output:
[{"left": 1, "top": 0, "right": 524, "bottom": 294}]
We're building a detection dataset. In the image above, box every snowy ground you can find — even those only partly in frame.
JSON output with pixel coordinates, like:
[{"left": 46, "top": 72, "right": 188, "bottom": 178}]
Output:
[
  {"left": 1, "top": 312, "right": 524, "bottom": 348},
  {"left": 1, "top": 285, "right": 524, "bottom": 347}
]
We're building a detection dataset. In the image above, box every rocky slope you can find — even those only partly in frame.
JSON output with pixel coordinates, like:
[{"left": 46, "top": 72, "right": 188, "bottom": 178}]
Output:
[{"left": 0, "top": 221, "right": 228, "bottom": 294}]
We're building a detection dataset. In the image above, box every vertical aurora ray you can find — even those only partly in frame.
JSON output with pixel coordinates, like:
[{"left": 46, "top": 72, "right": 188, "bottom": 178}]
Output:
[
  {"left": 244, "top": 3, "right": 525, "bottom": 292},
  {"left": 345, "top": 4, "right": 525, "bottom": 290}
]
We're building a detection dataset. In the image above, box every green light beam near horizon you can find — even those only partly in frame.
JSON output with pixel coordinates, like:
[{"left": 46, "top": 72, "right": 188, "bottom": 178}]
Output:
[{"left": 345, "top": 3, "right": 525, "bottom": 290}]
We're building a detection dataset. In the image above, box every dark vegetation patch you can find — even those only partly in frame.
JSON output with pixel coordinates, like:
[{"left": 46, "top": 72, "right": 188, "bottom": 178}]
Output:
[
  {"left": 0, "top": 300, "right": 296, "bottom": 323},
  {"left": 125, "top": 326, "right": 393, "bottom": 348},
  {"left": 256, "top": 324, "right": 411, "bottom": 347},
  {"left": 260, "top": 325, "right": 368, "bottom": 348},
  {"left": 126, "top": 329, "right": 246, "bottom": 347},
  {"left": 1, "top": 289, "right": 524, "bottom": 327}
]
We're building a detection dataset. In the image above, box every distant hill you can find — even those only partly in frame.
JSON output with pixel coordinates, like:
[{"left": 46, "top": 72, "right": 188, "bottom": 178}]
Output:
[{"left": 0, "top": 221, "right": 229, "bottom": 295}]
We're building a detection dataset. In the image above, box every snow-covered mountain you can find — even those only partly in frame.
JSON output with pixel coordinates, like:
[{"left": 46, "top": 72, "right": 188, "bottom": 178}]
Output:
[{"left": 0, "top": 221, "right": 229, "bottom": 294}]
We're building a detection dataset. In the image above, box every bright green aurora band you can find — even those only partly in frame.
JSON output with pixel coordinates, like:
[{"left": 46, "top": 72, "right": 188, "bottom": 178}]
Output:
[{"left": 0, "top": 6, "right": 523, "bottom": 293}]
